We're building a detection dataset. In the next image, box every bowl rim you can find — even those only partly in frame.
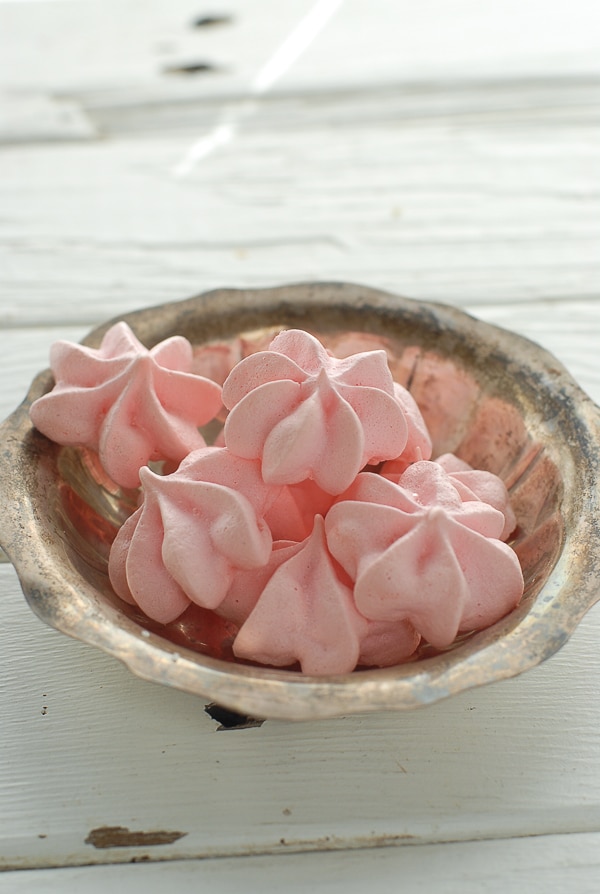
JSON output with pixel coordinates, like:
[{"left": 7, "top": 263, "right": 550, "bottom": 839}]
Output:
[{"left": 2, "top": 282, "right": 600, "bottom": 720}]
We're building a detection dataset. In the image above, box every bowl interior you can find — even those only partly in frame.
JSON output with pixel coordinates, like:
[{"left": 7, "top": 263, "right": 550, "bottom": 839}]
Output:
[
  {"left": 3, "top": 284, "right": 598, "bottom": 719},
  {"left": 50, "top": 322, "right": 563, "bottom": 667}
]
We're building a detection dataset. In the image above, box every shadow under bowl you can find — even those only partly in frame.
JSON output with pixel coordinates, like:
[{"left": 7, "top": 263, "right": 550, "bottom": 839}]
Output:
[{"left": 2, "top": 283, "right": 600, "bottom": 720}]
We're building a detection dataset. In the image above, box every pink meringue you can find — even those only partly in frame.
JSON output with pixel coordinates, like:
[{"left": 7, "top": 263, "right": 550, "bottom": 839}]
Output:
[
  {"left": 30, "top": 322, "right": 222, "bottom": 488},
  {"left": 354, "top": 511, "right": 522, "bottom": 646},
  {"left": 434, "top": 453, "right": 516, "bottom": 540},
  {"left": 108, "top": 448, "right": 277, "bottom": 623},
  {"left": 217, "top": 540, "right": 303, "bottom": 627},
  {"left": 367, "top": 383, "right": 433, "bottom": 477},
  {"left": 263, "top": 478, "right": 335, "bottom": 542},
  {"left": 232, "top": 516, "right": 420, "bottom": 674},
  {"left": 221, "top": 329, "right": 410, "bottom": 494},
  {"left": 325, "top": 467, "right": 523, "bottom": 648},
  {"left": 359, "top": 462, "right": 507, "bottom": 539}
]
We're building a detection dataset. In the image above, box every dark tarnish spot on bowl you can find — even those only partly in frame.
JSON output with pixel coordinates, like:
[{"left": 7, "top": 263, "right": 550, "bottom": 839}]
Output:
[{"left": 85, "top": 826, "right": 187, "bottom": 849}]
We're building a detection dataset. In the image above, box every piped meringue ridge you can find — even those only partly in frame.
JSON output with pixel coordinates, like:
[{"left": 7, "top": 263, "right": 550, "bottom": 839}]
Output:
[{"left": 30, "top": 322, "right": 223, "bottom": 488}]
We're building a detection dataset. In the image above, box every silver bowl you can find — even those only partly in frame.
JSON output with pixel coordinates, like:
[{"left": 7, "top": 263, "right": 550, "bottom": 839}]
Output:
[{"left": 2, "top": 283, "right": 600, "bottom": 720}]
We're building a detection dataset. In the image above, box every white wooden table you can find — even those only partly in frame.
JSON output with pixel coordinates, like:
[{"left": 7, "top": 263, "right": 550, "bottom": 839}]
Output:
[{"left": 2, "top": 1, "right": 600, "bottom": 890}]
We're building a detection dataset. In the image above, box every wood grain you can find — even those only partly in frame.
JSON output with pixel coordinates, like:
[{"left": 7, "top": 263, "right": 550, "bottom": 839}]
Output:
[
  {"left": 2, "top": 834, "right": 600, "bottom": 894},
  {"left": 1, "top": 85, "right": 598, "bottom": 325}
]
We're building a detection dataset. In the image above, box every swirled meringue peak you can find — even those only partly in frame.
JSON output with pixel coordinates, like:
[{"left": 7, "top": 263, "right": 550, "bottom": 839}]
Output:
[
  {"left": 232, "top": 516, "right": 420, "bottom": 674},
  {"left": 108, "top": 448, "right": 276, "bottom": 623},
  {"left": 434, "top": 453, "right": 517, "bottom": 541},
  {"left": 326, "top": 465, "right": 523, "bottom": 648},
  {"left": 351, "top": 462, "right": 506, "bottom": 540},
  {"left": 221, "top": 329, "right": 411, "bottom": 494},
  {"left": 30, "top": 322, "right": 223, "bottom": 488}
]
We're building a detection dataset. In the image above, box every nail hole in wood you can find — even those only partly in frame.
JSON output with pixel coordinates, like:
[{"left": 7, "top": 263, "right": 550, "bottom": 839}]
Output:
[
  {"left": 192, "top": 14, "right": 233, "bottom": 28},
  {"left": 163, "top": 61, "right": 219, "bottom": 75}
]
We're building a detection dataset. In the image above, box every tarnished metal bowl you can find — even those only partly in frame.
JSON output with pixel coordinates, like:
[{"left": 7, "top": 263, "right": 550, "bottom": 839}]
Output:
[{"left": 1, "top": 283, "right": 600, "bottom": 720}]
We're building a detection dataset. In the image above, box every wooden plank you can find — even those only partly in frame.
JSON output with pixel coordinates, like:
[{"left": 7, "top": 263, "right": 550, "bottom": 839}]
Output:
[
  {"left": 2, "top": 0, "right": 600, "bottom": 101},
  {"left": 2, "top": 833, "right": 600, "bottom": 894},
  {"left": 85, "top": 75, "right": 600, "bottom": 137},
  {"left": 1, "top": 107, "right": 599, "bottom": 325},
  {"left": 0, "top": 92, "right": 96, "bottom": 144}
]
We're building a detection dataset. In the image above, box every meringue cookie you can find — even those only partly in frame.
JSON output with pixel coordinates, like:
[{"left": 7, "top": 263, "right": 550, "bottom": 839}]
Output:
[
  {"left": 355, "top": 615, "right": 421, "bottom": 669},
  {"left": 351, "top": 509, "right": 523, "bottom": 647},
  {"left": 30, "top": 322, "right": 223, "bottom": 488},
  {"left": 352, "top": 463, "right": 507, "bottom": 540},
  {"left": 232, "top": 516, "right": 420, "bottom": 674},
  {"left": 108, "top": 449, "right": 277, "bottom": 623},
  {"left": 325, "top": 468, "right": 523, "bottom": 648},
  {"left": 217, "top": 540, "right": 303, "bottom": 627},
  {"left": 222, "top": 329, "right": 409, "bottom": 494},
  {"left": 434, "top": 453, "right": 516, "bottom": 540},
  {"left": 380, "top": 383, "right": 433, "bottom": 475},
  {"left": 232, "top": 517, "right": 361, "bottom": 673}
]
